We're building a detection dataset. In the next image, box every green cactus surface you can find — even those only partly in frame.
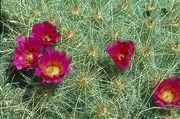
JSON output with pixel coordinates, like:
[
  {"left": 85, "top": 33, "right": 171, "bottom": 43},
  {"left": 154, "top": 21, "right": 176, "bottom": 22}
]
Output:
[{"left": 0, "top": 0, "right": 180, "bottom": 119}]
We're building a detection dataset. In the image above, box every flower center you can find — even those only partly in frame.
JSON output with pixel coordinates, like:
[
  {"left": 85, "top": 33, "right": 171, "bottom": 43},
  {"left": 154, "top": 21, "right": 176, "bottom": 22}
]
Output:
[
  {"left": 161, "top": 90, "right": 174, "bottom": 102},
  {"left": 45, "top": 35, "right": 51, "bottom": 41},
  {"left": 118, "top": 54, "right": 125, "bottom": 60},
  {"left": 26, "top": 53, "right": 33, "bottom": 62},
  {"left": 46, "top": 66, "right": 60, "bottom": 76}
]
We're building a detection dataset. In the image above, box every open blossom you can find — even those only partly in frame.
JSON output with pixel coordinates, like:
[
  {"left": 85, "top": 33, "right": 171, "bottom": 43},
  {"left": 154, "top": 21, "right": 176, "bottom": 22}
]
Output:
[
  {"left": 13, "top": 34, "right": 43, "bottom": 70},
  {"left": 107, "top": 40, "right": 136, "bottom": 69},
  {"left": 35, "top": 48, "right": 72, "bottom": 83},
  {"left": 31, "top": 21, "right": 61, "bottom": 46},
  {"left": 154, "top": 77, "right": 180, "bottom": 107}
]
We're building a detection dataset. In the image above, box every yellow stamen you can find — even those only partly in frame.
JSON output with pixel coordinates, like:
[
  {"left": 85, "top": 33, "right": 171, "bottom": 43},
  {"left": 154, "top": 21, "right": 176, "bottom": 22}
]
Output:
[
  {"left": 161, "top": 90, "right": 174, "bottom": 102},
  {"left": 118, "top": 54, "right": 125, "bottom": 60},
  {"left": 45, "top": 35, "right": 51, "bottom": 41},
  {"left": 26, "top": 53, "right": 33, "bottom": 62},
  {"left": 46, "top": 66, "right": 60, "bottom": 77}
]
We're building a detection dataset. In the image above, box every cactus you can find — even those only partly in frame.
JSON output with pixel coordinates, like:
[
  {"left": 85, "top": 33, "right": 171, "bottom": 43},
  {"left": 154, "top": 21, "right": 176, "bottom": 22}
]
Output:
[{"left": 0, "top": 0, "right": 180, "bottom": 118}]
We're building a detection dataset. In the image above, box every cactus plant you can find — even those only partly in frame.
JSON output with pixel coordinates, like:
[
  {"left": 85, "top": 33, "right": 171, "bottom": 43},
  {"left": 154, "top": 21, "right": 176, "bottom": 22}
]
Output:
[{"left": 0, "top": 0, "right": 180, "bottom": 118}]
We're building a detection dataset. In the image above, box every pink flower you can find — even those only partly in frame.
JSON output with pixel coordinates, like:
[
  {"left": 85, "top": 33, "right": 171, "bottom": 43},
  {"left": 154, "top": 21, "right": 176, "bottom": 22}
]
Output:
[
  {"left": 154, "top": 77, "right": 180, "bottom": 107},
  {"left": 35, "top": 48, "right": 72, "bottom": 83},
  {"left": 13, "top": 34, "right": 43, "bottom": 70},
  {"left": 31, "top": 21, "right": 61, "bottom": 46},
  {"left": 107, "top": 40, "right": 136, "bottom": 69}
]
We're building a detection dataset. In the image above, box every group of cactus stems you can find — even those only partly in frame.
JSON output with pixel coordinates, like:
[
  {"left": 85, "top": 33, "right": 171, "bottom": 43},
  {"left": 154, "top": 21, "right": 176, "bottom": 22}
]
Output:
[{"left": 1, "top": 0, "right": 180, "bottom": 119}]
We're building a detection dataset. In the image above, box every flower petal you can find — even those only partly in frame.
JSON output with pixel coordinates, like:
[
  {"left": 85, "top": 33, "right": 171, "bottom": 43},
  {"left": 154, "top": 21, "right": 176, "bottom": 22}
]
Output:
[
  {"left": 36, "top": 48, "right": 72, "bottom": 83},
  {"left": 107, "top": 39, "right": 136, "bottom": 69}
]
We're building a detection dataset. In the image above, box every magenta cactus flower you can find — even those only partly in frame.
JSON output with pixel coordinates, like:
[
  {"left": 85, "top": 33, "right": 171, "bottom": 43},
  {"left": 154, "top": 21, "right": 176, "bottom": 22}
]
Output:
[
  {"left": 154, "top": 77, "right": 180, "bottom": 107},
  {"left": 13, "top": 34, "right": 43, "bottom": 70},
  {"left": 35, "top": 48, "right": 72, "bottom": 83},
  {"left": 107, "top": 40, "right": 136, "bottom": 69},
  {"left": 31, "top": 21, "right": 61, "bottom": 46}
]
